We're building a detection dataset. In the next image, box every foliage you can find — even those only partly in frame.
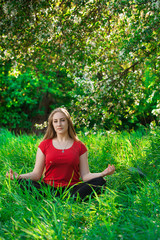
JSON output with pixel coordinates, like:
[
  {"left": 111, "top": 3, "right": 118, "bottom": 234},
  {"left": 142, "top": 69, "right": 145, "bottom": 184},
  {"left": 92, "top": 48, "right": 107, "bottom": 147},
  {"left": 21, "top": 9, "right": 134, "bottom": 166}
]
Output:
[
  {"left": 0, "top": 0, "right": 160, "bottom": 131},
  {"left": 0, "top": 66, "right": 74, "bottom": 131},
  {"left": 70, "top": 0, "right": 160, "bottom": 129},
  {"left": 0, "top": 128, "right": 160, "bottom": 239}
]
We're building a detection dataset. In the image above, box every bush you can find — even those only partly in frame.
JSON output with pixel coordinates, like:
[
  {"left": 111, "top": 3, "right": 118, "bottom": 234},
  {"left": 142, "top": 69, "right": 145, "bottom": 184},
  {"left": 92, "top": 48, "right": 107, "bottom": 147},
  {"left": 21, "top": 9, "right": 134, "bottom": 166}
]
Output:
[{"left": 0, "top": 67, "right": 73, "bottom": 132}]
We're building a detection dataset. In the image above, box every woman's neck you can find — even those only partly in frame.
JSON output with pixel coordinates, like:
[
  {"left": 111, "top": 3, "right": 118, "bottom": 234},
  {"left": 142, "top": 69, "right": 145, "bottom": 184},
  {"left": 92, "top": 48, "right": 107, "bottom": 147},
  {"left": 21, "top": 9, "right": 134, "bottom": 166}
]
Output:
[{"left": 56, "top": 133, "right": 71, "bottom": 142}]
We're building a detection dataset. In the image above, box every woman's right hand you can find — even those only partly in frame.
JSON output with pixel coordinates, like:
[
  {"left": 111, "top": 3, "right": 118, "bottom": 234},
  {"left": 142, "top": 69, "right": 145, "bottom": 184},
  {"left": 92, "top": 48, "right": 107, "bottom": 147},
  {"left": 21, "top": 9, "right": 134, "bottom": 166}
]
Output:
[{"left": 6, "top": 169, "right": 18, "bottom": 180}]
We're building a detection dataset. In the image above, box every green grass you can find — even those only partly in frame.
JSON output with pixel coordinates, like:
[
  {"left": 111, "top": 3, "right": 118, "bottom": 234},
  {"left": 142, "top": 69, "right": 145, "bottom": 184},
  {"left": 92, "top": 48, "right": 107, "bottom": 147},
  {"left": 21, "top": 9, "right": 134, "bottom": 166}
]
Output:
[{"left": 0, "top": 128, "right": 160, "bottom": 240}]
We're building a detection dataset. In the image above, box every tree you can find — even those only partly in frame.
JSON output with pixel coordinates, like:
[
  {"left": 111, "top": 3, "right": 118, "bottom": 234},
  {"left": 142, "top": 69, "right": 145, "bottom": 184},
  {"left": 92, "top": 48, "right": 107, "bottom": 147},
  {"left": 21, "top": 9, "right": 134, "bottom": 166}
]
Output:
[{"left": 0, "top": 0, "right": 160, "bottom": 131}]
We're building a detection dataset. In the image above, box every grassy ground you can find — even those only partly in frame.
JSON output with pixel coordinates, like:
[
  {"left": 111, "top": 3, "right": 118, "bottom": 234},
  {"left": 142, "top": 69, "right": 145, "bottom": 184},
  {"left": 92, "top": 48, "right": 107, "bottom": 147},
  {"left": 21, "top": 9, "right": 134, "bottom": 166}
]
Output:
[{"left": 0, "top": 128, "right": 160, "bottom": 240}]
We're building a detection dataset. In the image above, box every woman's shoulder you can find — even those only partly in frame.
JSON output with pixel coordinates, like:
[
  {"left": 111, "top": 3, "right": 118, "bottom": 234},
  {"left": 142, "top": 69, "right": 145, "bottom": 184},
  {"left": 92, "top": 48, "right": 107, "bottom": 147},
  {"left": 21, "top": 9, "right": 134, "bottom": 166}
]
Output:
[
  {"left": 38, "top": 138, "right": 52, "bottom": 148},
  {"left": 74, "top": 140, "right": 88, "bottom": 153},
  {"left": 74, "top": 139, "right": 85, "bottom": 146}
]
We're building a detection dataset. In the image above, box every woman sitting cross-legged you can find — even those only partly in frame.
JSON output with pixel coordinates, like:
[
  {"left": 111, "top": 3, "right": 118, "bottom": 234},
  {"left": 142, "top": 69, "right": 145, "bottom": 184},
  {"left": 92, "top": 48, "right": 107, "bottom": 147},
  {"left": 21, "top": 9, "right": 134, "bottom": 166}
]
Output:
[{"left": 6, "top": 108, "right": 115, "bottom": 201}]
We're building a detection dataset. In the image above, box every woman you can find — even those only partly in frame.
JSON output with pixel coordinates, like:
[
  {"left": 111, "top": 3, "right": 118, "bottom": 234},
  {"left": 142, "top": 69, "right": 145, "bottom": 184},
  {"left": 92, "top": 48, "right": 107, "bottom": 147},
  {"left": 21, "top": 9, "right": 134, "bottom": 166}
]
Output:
[{"left": 6, "top": 108, "right": 115, "bottom": 200}]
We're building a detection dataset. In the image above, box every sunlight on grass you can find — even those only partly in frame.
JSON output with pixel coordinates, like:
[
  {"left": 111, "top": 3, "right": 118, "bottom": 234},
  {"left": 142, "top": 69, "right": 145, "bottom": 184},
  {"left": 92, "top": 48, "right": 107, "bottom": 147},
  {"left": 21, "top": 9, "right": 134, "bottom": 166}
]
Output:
[{"left": 0, "top": 128, "right": 160, "bottom": 239}]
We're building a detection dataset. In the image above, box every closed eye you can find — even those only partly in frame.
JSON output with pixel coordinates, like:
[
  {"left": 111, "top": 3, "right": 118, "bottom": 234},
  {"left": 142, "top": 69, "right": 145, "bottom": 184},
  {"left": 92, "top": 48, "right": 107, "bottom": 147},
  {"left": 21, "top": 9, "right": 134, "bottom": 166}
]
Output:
[{"left": 53, "top": 118, "right": 65, "bottom": 122}]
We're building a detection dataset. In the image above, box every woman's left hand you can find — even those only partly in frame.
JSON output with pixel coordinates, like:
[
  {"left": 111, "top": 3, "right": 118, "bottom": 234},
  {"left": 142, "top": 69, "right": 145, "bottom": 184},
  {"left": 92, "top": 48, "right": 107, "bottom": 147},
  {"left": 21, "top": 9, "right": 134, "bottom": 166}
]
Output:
[{"left": 101, "top": 164, "right": 115, "bottom": 177}]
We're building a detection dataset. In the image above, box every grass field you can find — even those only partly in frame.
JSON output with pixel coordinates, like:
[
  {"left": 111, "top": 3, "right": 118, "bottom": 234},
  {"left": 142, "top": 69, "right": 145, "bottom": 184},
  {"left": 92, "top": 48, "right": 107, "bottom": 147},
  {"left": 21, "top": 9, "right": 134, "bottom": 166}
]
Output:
[{"left": 0, "top": 128, "right": 160, "bottom": 240}]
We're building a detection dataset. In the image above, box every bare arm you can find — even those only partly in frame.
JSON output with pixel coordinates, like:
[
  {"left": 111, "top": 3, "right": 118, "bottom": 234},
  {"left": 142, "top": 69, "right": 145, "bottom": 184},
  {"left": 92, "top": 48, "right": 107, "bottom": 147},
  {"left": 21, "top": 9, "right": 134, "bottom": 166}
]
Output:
[
  {"left": 79, "top": 152, "right": 115, "bottom": 182},
  {"left": 6, "top": 148, "right": 45, "bottom": 181}
]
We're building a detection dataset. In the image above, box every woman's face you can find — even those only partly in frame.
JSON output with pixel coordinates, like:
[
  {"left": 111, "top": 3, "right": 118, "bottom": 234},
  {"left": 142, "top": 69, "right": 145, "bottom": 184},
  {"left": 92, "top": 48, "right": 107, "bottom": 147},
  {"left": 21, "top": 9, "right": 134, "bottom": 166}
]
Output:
[{"left": 52, "top": 112, "right": 69, "bottom": 135}]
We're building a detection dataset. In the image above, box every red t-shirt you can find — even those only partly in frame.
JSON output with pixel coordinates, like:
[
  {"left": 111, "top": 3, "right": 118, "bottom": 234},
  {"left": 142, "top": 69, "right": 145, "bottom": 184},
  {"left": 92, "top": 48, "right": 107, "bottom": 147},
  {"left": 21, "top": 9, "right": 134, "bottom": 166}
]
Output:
[{"left": 38, "top": 139, "right": 87, "bottom": 187}]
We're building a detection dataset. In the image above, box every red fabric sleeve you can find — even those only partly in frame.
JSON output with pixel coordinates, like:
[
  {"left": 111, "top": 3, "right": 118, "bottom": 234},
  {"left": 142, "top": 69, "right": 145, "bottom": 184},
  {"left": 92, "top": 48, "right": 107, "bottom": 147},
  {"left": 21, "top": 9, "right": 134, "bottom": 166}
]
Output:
[
  {"left": 79, "top": 141, "right": 87, "bottom": 156},
  {"left": 38, "top": 139, "right": 50, "bottom": 155}
]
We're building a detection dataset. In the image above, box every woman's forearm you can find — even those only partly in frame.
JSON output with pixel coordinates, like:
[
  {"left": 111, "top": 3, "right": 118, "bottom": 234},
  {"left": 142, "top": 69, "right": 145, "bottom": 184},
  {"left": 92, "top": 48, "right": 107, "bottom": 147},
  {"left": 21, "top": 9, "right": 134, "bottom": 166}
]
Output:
[
  {"left": 18, "top": 171, "right": 42, "bottom": 181},
  {"left": 82, "top": 172, "right": 103, "bottom": 182},
  {"left": 82, "top": 165, "right": 115, "bottom": 182}
]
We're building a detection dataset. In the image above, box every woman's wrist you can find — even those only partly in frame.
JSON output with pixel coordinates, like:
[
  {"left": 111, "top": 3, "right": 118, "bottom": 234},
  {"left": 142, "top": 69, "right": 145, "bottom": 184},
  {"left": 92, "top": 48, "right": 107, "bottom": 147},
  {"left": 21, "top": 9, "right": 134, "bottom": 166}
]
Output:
[
  {"left": 17, "top": 174, "right": 21, "bottom": 179},
  {"left": 101, "top": 171, "right": 105, "bottom": 177}
]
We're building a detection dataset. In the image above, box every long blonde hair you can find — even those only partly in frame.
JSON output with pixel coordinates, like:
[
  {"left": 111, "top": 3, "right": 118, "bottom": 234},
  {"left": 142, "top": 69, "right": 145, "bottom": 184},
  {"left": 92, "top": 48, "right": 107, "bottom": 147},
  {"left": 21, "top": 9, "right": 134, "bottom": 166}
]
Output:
[{"left": 43, "top": 108, "right": 79, "bottom": 141}]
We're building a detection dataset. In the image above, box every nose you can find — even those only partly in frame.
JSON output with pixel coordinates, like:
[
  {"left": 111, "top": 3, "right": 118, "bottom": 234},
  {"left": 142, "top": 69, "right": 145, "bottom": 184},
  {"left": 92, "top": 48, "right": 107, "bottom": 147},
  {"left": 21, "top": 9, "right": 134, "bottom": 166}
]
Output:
[{"left": 57, "top": 120, "right": 61, "bottom": 126}]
